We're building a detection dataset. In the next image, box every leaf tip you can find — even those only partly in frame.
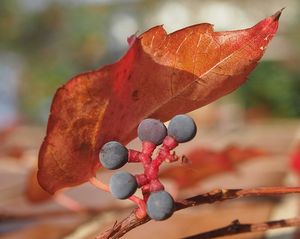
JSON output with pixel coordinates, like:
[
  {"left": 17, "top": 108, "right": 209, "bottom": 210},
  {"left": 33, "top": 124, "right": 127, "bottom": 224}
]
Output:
[{"left": 273, "top": 7, "right": 285, "bottom": 21}]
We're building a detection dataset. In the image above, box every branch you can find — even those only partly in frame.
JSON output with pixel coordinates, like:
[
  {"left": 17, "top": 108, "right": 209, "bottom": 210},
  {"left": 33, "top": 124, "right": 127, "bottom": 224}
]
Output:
[
  {"left": 0, "top": 206, "right": 125, "bottom": 222},
  {"left": 0, "top": 210, "right": 98, "bottom": 222},
  {"left": 183, "top": 217, "right": 300, "bottom": 239},
  {"left": 96, "top": 186, "right": 300, "bottom": 239}
]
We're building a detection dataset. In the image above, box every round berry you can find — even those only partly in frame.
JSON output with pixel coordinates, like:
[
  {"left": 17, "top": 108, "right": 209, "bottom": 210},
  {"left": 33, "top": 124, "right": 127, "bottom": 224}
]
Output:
[
  {"left": 109, "top": 172, "right": 138, "bottom": 199},
  {"left": 147, "top": 190, "right": 174, "bottom": 221},
  {"left": 99, "top": 141, "right": 128, "bottom": 170},
  {"left": 167, "top": 114, "right": 197, "bottom": 143},
  {"left": 137, "top": 118, "right": 167, "bottom": 145}
]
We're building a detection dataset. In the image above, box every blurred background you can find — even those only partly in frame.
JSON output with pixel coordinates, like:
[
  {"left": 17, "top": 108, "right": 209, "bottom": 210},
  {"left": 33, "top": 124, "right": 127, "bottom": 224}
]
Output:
[
  {"left": 0, "top": 0, "right": 300, "bottom": 239},
  {"left": 0, "top": 0, "right": 300, "bottom": 126}
]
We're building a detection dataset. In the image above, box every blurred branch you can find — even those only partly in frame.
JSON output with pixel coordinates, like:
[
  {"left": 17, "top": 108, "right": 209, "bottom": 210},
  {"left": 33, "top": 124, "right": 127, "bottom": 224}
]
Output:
[
  {"left": 183, "top": 217, "right": 300, "bottom": 239},
  {"left": 96, "top": 187, "right": 300, "bottom": 239},
  {"left": 0, "top": 209, "right": 95, "bottom": 222},
  {"left": 0, "top": 206, "right": 126, "bottom": 222}
]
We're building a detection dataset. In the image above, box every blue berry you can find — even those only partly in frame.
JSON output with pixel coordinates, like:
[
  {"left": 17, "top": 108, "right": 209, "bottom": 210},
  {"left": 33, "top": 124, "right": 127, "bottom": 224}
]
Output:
[
  {"left": 167, "top": 114, "right": 197, "bottom": 143},
  {"left": 138, "top": 118, "right": 167, "bottom": 145},
  {"left": 109, "top": 172, "right": 138, "bottom": 199},
  {"left": 147, "top": 190, "right": 174, "bottom": 221},
  {"left": 99, "top": 141, "right": 128, "bottom": 170}
]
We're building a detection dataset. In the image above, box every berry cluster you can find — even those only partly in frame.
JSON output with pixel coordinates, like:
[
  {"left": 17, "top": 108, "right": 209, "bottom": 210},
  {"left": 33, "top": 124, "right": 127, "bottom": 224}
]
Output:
[{"left": 99, "top": 114, "right": 197, "bottom": 220}]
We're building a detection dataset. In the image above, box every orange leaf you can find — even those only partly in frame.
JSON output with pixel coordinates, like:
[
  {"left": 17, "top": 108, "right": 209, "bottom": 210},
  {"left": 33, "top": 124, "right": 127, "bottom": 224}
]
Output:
[
  {"left": 160, "top": 145, "right": 268, "bottom": 189},
  {"left": 26, "top": 168, "right": 52, "bottom": 203},
  {"left": 38, "top": 11, "right": 281, "bottom": 193}
]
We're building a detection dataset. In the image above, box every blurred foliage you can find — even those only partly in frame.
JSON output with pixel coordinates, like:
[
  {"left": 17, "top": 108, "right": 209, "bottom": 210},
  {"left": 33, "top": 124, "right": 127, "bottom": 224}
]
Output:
[
  {"left": 0, "top": 0, "right": 299, "bottom": 123},
  {"left": 0, "top": 0, "right": 112, "bottom": 122},
  {"left": 240, "top": 62, "right": 300, "bottom": 117}
]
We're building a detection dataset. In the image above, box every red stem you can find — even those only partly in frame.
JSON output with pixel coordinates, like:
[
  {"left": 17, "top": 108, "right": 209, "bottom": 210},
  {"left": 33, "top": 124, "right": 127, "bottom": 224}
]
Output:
[
  {"left": 141, "top": 141, "right": 156, "bottom": 156},
  {"left": 135, "top": 174, "right": 149, "bottom": 187},
  {"left": 128, "top": 149, "right": 141, "bottom": 163},
  {"left": 89, "top": 177, "right": 147, "bottom": 218}
]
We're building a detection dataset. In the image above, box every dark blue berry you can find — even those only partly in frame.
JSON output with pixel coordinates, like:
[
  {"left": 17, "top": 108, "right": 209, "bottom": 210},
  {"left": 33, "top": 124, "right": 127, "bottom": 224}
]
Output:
[
  {"left": 167, "top": 114, "right": 197, "bottom": 143},
  {"left": 137, "top": 118, "right": 167, "bottom": 145},
  {"left": 99, "top": 141, "right": 128, "bottom": 170},
  {"left": 147, "top": 190, "right": 174, "bottom": 221},
  {"left": 109, "top": 172, "right": 138, "bottom": 199}
]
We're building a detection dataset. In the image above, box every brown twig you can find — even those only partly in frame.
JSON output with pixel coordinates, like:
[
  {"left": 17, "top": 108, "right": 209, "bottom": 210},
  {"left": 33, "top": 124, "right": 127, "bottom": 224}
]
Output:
[
  {"left": 183, "top": 217, "right": 300, "bottom": 239},
  {"left": 96, "top": 186, "right": 300, "bottom": 239}
]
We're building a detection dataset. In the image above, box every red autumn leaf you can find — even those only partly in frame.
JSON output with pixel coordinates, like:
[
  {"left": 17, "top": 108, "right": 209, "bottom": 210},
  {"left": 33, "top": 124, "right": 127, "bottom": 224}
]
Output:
[
  {"left": 290, "top": 143, "right": 300, "bottom": 174},
  {"left": 38, "top": 11, "right": 281, "bottom": 194},
  {"left": 26, "top": 168, "right": 53, "bottom": 203},
  {"left": 5, "top": 145, "right": 25, "bottom": 160},
  {"left": 160, "top": 145, "right": 268, "bottom": 189},
  {"left": 222, "top": 144, "right": 268, "bottom": 164}
]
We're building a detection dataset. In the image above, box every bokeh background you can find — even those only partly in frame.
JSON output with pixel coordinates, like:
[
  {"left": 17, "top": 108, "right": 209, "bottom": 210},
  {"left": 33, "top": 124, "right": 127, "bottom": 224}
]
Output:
[
  {"left": 0, "top": 0, "right": 300, "bottom": 239},
  {"left": 1, "top": 0, "right": 300, "bottom": 127}
]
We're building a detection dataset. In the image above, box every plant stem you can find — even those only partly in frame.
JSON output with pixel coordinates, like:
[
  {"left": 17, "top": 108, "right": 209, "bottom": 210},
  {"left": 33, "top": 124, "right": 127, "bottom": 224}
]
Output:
[
  {"left": 96, "top": 186, "right": 300, "bottom": 239},
  {"left": 89, "top": 177, "right": 109, "bottom": 192},
  {"left": 89, "top": 177, "right": 146, "bottom": 219},
  {"left": 183, "top": 217, "right": 300, "bottom": 239}
]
